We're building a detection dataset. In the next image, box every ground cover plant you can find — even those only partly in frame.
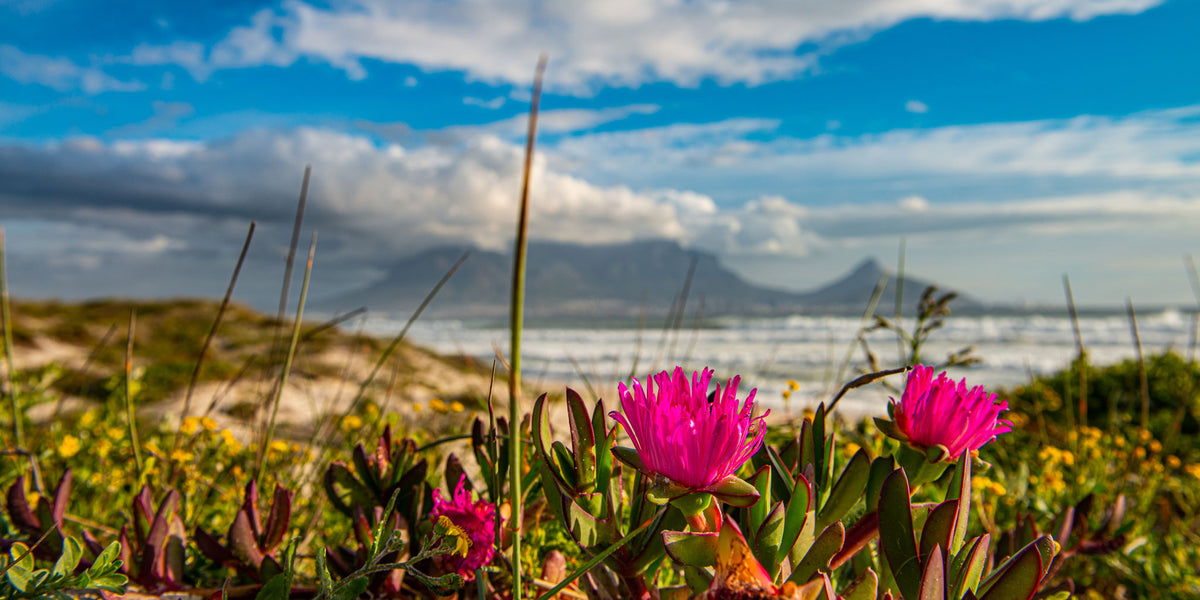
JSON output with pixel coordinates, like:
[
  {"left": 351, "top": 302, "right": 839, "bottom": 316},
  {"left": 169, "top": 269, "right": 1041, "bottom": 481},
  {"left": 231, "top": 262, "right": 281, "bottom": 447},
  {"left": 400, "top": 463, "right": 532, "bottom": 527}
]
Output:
[{"left": 3, "top": 62, "right": 1200, "bottom": 600}]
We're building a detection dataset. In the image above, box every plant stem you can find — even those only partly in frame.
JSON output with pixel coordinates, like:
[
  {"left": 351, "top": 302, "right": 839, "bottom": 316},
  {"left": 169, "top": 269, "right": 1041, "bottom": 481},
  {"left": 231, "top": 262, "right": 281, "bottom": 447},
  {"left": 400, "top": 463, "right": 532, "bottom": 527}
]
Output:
[
  {"left": 125, "top": 308, "right": 144, "bottom": 479},
  {"left": 533, "top": 507, "right": 666, "bottom": 600},
  {"left": 0, "top": 229, "right": 20, "bottom": 450},
  {"left": 257, "top": 232, "right": 316, "bottom": 488},
  {"left": 509, "top": 54, "right": 547, "bottom": 599}
]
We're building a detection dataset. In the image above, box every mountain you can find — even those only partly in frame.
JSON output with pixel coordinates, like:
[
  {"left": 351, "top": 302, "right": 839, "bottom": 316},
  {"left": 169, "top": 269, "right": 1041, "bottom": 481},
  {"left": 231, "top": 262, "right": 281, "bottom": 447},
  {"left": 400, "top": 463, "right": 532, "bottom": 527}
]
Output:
[
  {"left": 324, "top": 241, "right": 978, "bottom": 318},
  {"left": 796, "top": 258, "right": 983, "bottom": 313}
]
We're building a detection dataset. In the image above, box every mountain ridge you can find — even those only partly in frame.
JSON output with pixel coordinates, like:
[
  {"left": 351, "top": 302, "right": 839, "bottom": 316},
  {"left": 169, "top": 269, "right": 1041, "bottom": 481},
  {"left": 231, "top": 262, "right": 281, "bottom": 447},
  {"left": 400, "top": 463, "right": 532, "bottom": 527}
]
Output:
[{"left": 324, "top": 240, "right": 980, "bottom": 318}]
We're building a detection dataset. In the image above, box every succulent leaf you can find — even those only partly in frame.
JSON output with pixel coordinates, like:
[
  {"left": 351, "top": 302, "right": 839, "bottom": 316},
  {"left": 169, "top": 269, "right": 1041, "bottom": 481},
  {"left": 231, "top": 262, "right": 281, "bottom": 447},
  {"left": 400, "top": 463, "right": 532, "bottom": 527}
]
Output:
[
  {"left": 817, "top": 448, "right": 870, "bottom": 531},
  {"left": 786, "top": 521, "right": 844, "bottom": 586},
  {"left": 918, "top": 545, "right": 946, "bottom": 600},
  {"left": 878, "top": 469, "right": 920, "bottom": 600}
]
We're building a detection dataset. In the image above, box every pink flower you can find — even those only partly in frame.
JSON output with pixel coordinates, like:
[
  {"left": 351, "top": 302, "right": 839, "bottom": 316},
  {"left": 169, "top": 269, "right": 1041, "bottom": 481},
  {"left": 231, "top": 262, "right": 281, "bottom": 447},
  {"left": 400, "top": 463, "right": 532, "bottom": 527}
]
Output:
[
  {"left": 429, "top": 474, "right": 498, "bottom": 580},
  {"left": 610, "top": 367, "right": 768, "bottom": 490},
  {"left": 890, "top": 364, "right": 1012, "bottom": 457}
]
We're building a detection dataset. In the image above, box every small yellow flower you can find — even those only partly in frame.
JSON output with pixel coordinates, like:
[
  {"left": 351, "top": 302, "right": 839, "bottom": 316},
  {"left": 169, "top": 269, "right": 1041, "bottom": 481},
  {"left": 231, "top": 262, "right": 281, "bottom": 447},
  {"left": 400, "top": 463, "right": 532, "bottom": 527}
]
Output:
[
  {"left": 269, "top": 440, "right": 289, "bottom": 454},
  {"left": 781, "top": 389, "right": 792, "bottom": 400},
  {"left": 180, "top": 416, "right": 201, "bottom": 436},
  {"left": 1149, "top": 440, "right": 1162, "bottom": 454},
  {"left": 1166, "top": 455, "right": 1181, "bottom": 469},
  {"left": 1134, "top": 447, "right": 1146, "bottom": 460},
  {"left": 429, "top": 398, "right": 448, "bottom": 413},
  {"left": 436, "top": 516, "right": 471, "bottom": 557},
  {"left": 59, "top": 435, "right": 82, "bottom": 458},
  {"left": 220, "top": 429, "right": 242, "bottom": 451},
  {"left": 79, "top": 410, "right": 97, "bottom": 428},
  {"left": 340, "top": 415, "right": 364, "bottom": 432},
  {"left": 1186, "top": 464, "right": 1200, "bottom": 480},
  {"left": 201, "top": 417, "right": 218, "bottom": 431},
  {"left": 170, "top": 449, "right": 193, "bottom": 463},
  {"left": 413, "top": 404, "right": 423, "bottom": 413},
  {"left": 787, "top": 379, "right": 800, "bottom": 391},
  {"left": 449, "top": 401, "right": 465, "bottom": 413}
]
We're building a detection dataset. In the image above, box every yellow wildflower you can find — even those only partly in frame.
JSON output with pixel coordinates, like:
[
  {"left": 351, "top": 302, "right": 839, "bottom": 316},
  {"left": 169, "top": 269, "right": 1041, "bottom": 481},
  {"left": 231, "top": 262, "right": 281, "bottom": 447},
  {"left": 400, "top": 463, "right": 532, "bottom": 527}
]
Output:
[
  {"left": 269, "top": 440, "right": 289, "bottom": 454},
  {"left": 1166, "top": 455, "right": 1181, "bottom": 469},
  {"left": 180, "top": 416, "right": 201, "bottom": 436},
  {"left": 340, "top": 415, "right": 364, "bottom": 432},
  {"left": 413, "top": 404, "right": 423, "bottom": 413},
  {"left": 79, "top": 410, "right": 97, "bottom": 428},
  {"left": 201, "top": 417, "right": 218, "bottom": 431},
  {"left": 1149, "top": 440, "right": 1162, "bottom": 454},
  {"left": 429, "top": 398, "right": 448, "bottom": 413},
  {"left": 170, "top": 449, "right": 193, "bottom": 463},
  {"left": 449, "top": 401, "right": 465, "bottom": 413},
  {"left": 787, "top": 379, "right": 800, "bottom": 391},
  {"left": 436, "top": 516, "right": 471, "bottom": 557},
  {"left": 59, "top": 435, "right": 81, "bottom": 459},
  {"left": 1186, "top": 464, "right": 1200, "bottom": 480},
  {"left": 782, "top": 389, "right": 792, "bottom": 400},
  {"left": 220, "top": 429, "right": 242, "bottom": 452}
]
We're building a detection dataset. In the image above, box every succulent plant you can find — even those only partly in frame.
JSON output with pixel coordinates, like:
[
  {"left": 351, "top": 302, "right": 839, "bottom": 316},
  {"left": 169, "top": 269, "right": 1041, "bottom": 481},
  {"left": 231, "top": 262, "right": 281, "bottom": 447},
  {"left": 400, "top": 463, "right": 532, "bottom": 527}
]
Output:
[
  {"left": 3, "top": 471, "right": 83, "bottom": 562},
  {"left": 117, "top": 485, "right": 187, "bottom": 592},
  {"left": 533, "top": 388, "right": 684, "bottom": 600},
  {"left": 194, "top": 479, "right": 294, "bottom": 583}
]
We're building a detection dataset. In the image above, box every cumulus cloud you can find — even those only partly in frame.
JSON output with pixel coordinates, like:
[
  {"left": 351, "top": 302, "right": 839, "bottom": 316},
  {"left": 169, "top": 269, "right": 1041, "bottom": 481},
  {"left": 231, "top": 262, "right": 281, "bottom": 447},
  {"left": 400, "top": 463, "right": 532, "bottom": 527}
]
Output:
[
  {"left": 905, "top": 99, "right": 929, "bottom": 114},
  {"left": 0, "top": 44, "right": 144, "bottom": 94},
  {"left": 138, "top": 0, "right": 1161, "bottom": 94}
]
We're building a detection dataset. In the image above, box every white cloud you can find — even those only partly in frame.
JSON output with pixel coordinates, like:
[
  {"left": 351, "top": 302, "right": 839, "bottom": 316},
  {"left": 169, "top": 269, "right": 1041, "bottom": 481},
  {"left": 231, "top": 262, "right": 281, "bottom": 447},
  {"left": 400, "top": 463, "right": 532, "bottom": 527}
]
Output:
[
  {"left": 905, "top": 99, "right": 929, "bottom": 114},
  {"left": 898, "top": 195, "right": 929, "bottom": 211},
  {"left": 0, "top": 45, "right": 144, "bottom": 94},
  {"left": 463, "top": 96, "right": 506, "bottom": 109},
  {"left": 129, "top": 41, "right": 210, "bottom": 80},
  {"left": 145, "top": 0, "right": 1162, "bottom": 93}
]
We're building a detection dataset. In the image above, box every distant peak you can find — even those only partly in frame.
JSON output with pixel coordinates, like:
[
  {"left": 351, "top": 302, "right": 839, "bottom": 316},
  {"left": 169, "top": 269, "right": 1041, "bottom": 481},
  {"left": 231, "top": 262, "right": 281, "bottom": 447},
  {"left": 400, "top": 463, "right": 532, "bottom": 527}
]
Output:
[{"left": 850, "top": 257, "right": 887, "bottom": 276}]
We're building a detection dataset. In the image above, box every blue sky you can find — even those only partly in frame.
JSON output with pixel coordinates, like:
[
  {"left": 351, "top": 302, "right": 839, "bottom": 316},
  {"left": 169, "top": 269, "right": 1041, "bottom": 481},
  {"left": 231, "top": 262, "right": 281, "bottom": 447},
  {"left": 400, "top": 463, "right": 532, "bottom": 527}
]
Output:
[{"left": 2, "top": 0, "right": 1199, "bottom": 309}]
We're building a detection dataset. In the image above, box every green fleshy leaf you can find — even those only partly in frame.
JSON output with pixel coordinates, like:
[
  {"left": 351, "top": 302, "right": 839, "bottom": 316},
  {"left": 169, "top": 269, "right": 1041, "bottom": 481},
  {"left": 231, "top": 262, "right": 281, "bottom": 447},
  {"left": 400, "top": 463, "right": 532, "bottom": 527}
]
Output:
[
  {"left": 754, "top": 503, "right": 786, "bottom": 579},
  {"left": 918, "top": 545, "right": 946, "bottom": 600},
  {"left": 709, "top": 475, "right": 760, "bottom": 508},
  {"left": 51, "top": 536, "right": 82, "bottom": 578},
  {"left": 668, "top": 491, "right": 713, "bottom": 518},
  {"left": 780, "top": 472, "right": 812, "bottom": 562},
  {"left": 919, "top": 501, "right": 958, "bottom": 567},
  {"left": 611, "top": 446, "right": 645, "bottom": 472},
  {"left": 878, "top": 469, "right": 920, "bottom": 600},
  {"left": 566, "top": 388, "right": 597, "bottom": 493},
  {"left": 817, "top": 448, "right": 870, "bottom": 531},
  {"left": 786, "top": 521, "right": 844, "bottom": 586},
  {"left": 647, "top": 480, "right": 691, "bottom": 506},
  {"left": 977, "top": 536, "right": 1051, "bottom": 600},
  {"left": 749, "top": 464, "right": 772, "bottom": 535},
  {"left": 841, "top": 568, "right": 879, "bottom": 600},
  {"left": 947, "top": 452, "right": 972, "bottom": 556},
  {"left": 866, "top": 456, "right": 895, "bottom": 513},
  {"left": 662, "top": 530, "right": 719, "bottom": 567},
  {"left": 592, "top": 399, "right": 615, "bottom": 491},
  {"left": 949, "top": 534, "right": 990, "bottom": 600},
  {"left": 874, "top": 417, "right": 905, "bottom": 441}
]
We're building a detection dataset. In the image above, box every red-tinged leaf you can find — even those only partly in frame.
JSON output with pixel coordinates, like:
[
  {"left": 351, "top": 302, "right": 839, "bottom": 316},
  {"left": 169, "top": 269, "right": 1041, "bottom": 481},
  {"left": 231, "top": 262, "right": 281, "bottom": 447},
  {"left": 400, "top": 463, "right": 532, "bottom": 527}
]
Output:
[
  {"left": 193, "top": 527, "right": 236, "bottom": 565},
  {"left": 227, "top": 510, "right": 265, "bottom": 569},
  {"left": 977, "top": 537, "right": 1048, "bottom": 600},
  {"left": 950, "top": 534, "right": 990, "bottom": 600},
  {"left": 710, "top": 517, "right": 778, "bottom": 595},
  {"left": 920, "top": 500, "right": 958, "bottom": 566},
  {"left": 919, "top": 544, "right": 945, "bottom": 600},
  {"left": 817, "top": 448, "right": 870, "bottom": 531},
  {"left": 133, "top": 486, "right": 154, "bottom": 545},
  {"left": 781, "top": 471, "right": 812, "bottom": 560},
  {"left": 50, "top": 470, "right": 72, "bottom": 525},
  {"left": 352, "top": 444, "right": 381, "bottom": 497},
  {"left": 241, "top": 480, "right": 261, "bottom": 540},
  {"left": 754, "top": 502, "right": 786, "bottom": 579},
  {"left": 565, "top": 388, "right": 596, "bottom": 491},
  {"left": 6, "top": 476, "right": 40, "bottom": 534},
  {"left": 262, "top": 484, "right": 293, "bottom": 551},
  {"left": 709, "top": 475, "right": 760, "bottom": 508}
]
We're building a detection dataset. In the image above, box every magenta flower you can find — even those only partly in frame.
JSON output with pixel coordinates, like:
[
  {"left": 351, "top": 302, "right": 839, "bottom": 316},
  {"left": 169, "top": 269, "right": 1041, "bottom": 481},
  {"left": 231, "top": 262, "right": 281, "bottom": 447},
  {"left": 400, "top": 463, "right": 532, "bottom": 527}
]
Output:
[
  {"left": 429, "top": 474, "right": 499, "bottom": 580},
  {"left": 889, "top": 364, "right": 1012, "bottom": 457},
  {"left": 610, "top": 367, "right": 768, "bottom": 490}
]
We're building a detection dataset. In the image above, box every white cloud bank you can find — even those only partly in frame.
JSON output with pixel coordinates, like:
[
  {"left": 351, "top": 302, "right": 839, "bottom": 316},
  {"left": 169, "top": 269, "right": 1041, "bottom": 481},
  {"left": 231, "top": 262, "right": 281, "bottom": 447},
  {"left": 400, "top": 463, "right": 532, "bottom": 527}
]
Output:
[{"left": 132, "top": 0, "right": 1163, "bottom": 93}]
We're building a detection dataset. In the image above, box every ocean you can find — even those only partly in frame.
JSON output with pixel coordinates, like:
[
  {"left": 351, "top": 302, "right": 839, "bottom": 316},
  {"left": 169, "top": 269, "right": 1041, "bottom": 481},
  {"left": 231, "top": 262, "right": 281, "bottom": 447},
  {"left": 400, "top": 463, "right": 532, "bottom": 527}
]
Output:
[{"left": 360, "top": 309, "right": 1196, "bottom": 418}]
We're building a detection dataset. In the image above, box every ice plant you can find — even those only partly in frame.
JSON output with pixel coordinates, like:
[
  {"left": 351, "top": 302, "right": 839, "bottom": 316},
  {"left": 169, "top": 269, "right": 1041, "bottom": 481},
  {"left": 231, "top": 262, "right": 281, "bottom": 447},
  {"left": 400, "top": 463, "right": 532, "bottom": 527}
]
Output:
[
  {"left": 428, "top": 474, "right": 498, "bottom": 580},
  {"left": 611, "top": 367, "right": 768, "bottom": 492},
  {"left": 883, "top": 364, "right": 1012, "bottom": 458}
]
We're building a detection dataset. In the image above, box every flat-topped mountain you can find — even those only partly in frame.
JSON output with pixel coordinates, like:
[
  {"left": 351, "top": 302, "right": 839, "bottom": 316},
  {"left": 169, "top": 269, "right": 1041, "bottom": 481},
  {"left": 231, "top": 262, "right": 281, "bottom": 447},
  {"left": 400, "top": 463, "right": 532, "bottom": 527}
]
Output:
[{"left": 325, "top": 241, "right": 978, "bottom": 318}]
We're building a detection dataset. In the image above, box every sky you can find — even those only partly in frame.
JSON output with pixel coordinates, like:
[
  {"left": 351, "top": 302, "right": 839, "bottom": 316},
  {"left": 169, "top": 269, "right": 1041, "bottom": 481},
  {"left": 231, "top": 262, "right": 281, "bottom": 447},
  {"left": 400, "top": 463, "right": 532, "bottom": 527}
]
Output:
[{"left": 2, "top": 0, "right": 1199, "bottom": 311}]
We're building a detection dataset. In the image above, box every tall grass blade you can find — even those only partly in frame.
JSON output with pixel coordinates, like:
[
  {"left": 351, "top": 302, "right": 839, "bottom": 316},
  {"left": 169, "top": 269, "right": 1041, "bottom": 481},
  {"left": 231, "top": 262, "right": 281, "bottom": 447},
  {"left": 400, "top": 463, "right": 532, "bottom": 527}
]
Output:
[
  {"left": 278, "top": 166, "right": 312, "bottom": 321},
  {"left": 1184, "top": 254, "right": 1200, "bottom": 363},
  {"left": 173, "top": 221, "right": 256, "bottom": 453},
  {"left": 510, "top": 54, "right": 547, "bottom": 600},
  {"left": 1126, "top": 298, "right": 1150, "bottom": 429},
  {"left": 0, "top": 228, "right": 20, "bottom": 449},
  {"left": 1062, "top": 274, "right": 1086, "bottom": 428},
  {"left": 125, "top": 308, "right": 144, "bottom": 480},
  {"left": 257, "top": 232, "right": 317, "bottom": 488}
]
